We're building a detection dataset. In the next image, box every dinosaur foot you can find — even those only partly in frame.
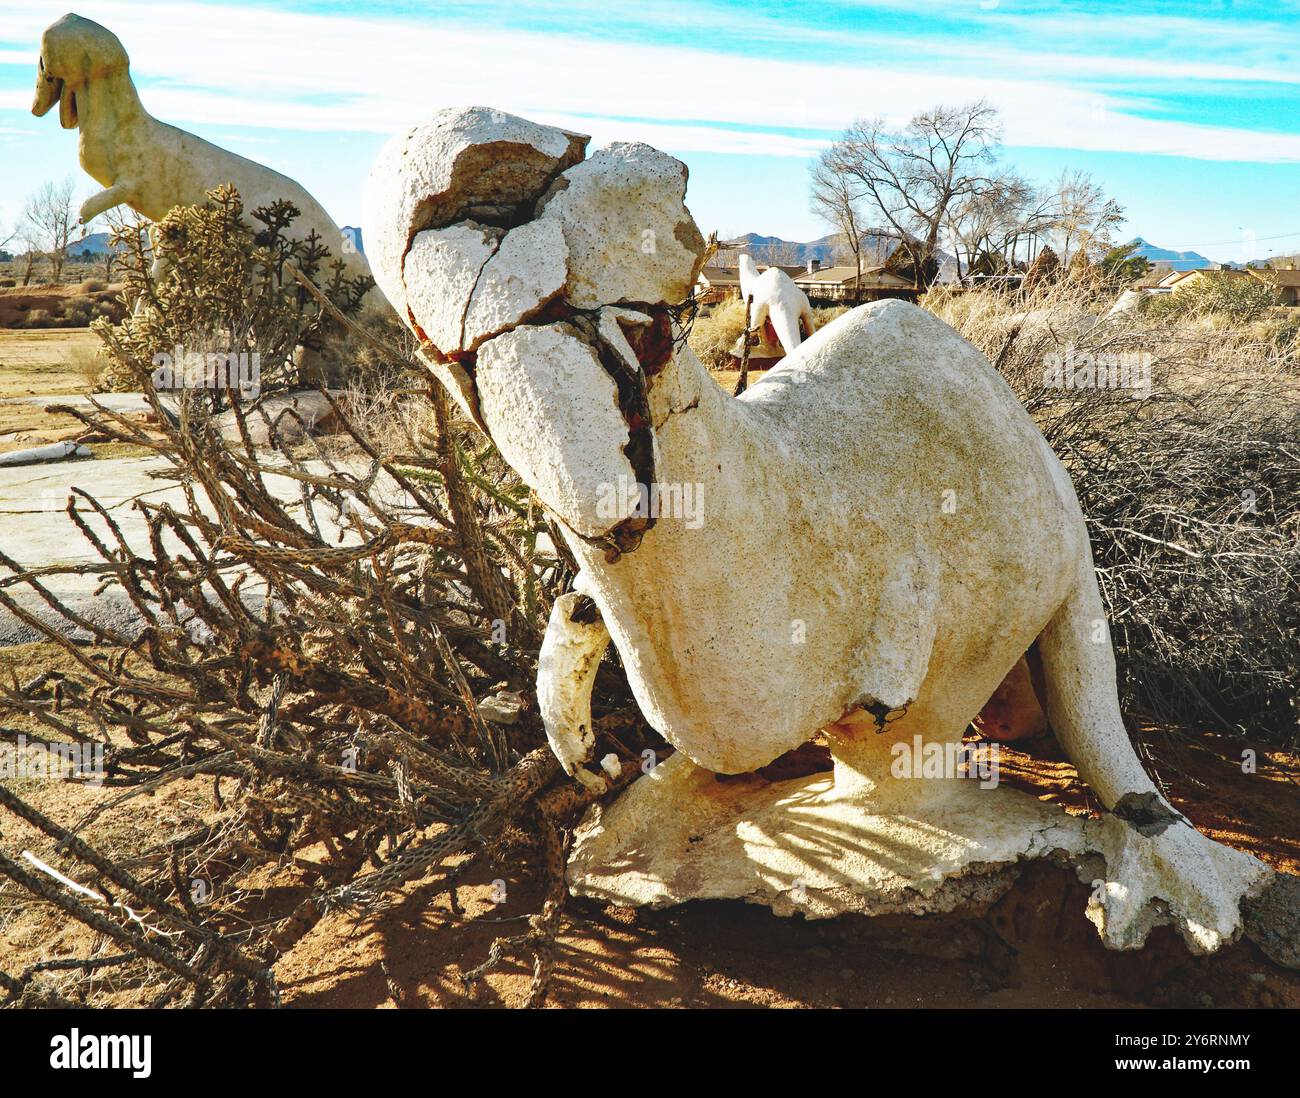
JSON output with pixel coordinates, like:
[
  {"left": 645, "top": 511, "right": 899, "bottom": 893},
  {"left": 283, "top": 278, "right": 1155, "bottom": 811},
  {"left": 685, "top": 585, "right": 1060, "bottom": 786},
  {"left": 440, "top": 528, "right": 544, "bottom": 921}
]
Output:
[{"left": 1084, "top": 804, "right": 1272, "bottom": 954}]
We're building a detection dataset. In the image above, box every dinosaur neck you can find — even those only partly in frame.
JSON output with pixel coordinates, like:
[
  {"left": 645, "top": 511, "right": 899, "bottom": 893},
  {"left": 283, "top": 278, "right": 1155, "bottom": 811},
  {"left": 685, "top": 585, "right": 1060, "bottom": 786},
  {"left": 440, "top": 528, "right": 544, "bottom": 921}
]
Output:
[
  {"left": 644, "top": 326, "right": 749, "bottom": 465},
  {"left": 77, "top": 70, "right": 149, "bottom": 187},
  {"left": 569, "top": 329, "right": 761, "bottom": 564},
  {"left": 559, "top": 329, "right": 778, "bottom": 712}
]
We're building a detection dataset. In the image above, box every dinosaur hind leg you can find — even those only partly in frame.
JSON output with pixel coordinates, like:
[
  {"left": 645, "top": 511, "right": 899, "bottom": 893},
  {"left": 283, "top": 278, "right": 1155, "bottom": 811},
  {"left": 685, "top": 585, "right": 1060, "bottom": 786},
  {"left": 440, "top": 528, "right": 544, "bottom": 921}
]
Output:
[
  {"left": 1036, "top": 558, "right": 1269, "bottom": 951},
  {"left": 1035, "top": 560, "right": 1157, "bottom": 807}
]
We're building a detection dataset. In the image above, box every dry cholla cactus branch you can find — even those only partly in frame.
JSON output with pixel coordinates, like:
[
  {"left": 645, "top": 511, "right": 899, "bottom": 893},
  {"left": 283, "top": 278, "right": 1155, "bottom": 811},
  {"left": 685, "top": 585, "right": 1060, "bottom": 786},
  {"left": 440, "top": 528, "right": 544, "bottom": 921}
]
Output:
[{"left": 0, "top": 188, "right": 653, "bottom": 1009}]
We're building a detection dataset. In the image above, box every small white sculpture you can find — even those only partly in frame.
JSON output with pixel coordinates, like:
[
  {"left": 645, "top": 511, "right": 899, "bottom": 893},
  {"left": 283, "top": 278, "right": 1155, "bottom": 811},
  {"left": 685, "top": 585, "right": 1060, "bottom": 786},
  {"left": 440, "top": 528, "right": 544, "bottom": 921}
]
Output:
[
  {"left": 367, "top": 107, "right": 1272, "bottom": 956},
  {"left": 737, "top": 252, "right": 815, "bottom": 356},
  {"left": 1103, "top": 288, "right": 1144, "bottom": 321},
  {"left": 32, "top": 13, "right": 375, "bottom": 294}
]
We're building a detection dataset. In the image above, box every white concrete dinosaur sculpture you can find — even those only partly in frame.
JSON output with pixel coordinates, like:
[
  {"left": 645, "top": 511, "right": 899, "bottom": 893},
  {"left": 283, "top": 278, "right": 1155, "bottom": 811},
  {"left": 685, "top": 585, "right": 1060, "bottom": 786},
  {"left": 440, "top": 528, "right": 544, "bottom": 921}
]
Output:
[
  {"left": 1103, "top": 288, "right": 1144, "bottom": 321},
  {"left": 737, "top": 252, "right": 814, "bottom": 356},
  {"left": 32, "top": 12, "right": 374, "bottom": 293},
  {"left": 365, "top": 107, "right": 1272, "bottom": 956}
]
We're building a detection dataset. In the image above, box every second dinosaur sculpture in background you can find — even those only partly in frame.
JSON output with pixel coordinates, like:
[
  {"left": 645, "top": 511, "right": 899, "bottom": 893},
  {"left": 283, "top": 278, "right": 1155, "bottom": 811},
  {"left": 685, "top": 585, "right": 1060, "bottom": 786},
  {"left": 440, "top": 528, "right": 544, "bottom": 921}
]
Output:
[
  {"left": 32, "top": 12, "right": 377, "bottom": 299},
  {"left": 738, "top": 251, "right": 815, "bottom": 357}
]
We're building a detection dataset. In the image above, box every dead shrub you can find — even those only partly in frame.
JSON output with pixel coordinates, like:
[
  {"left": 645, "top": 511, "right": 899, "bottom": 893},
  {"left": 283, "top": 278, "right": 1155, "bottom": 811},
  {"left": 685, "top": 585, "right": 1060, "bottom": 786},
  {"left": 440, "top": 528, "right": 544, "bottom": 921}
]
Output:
[
  {"left": 0, "top": 191, "right": 647, "bottom": 1009},
  {"left": 926, "top": 281, "right": 1299, "bottom": 746},
  {"left": 66, "top": 343, "right": 107, "bottom": 390}
]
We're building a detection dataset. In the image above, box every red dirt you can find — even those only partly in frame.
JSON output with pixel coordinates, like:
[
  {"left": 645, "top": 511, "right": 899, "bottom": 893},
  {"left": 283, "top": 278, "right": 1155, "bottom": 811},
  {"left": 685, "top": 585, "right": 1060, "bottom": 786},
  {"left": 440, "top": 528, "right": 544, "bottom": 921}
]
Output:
[
  {"left": 2, "top": 640, "right": 1295, "bottom": 1009},
  {"left": 273, "top": 728, "right": 1300, "bottom": 1009}
]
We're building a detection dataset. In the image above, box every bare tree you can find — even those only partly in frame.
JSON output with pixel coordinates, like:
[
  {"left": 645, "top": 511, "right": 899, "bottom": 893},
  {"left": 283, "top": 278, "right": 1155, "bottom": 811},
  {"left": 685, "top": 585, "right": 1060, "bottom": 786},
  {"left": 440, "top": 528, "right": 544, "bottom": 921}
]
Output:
[
  {"left": 17, "top": 229, "right": 42, "bottom": 286},
  {"left": 817, "top": 101, "right": 1002, "bottom": 288},
  {"left": 1049, "top": 169, "right": 1124, "bottom": 266},
  {"left": 946, "top": 170, "right": 1059, "bottom": 279},
  {"left": 810, "top": 145, "right": 865, "bottom": 281},
  {"left": 22, "top": 178, "right": 77, "bottom": 283},
  {"left": 93, "top": 205, "right": 147, "bottom": 282}
]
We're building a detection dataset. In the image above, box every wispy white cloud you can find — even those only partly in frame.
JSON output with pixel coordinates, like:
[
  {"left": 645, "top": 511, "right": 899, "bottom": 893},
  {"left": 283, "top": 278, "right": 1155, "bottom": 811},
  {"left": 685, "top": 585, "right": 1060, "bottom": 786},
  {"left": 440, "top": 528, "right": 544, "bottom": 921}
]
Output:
[{"left": 0, "top": 0, "right": 1295, "bottom": 164}]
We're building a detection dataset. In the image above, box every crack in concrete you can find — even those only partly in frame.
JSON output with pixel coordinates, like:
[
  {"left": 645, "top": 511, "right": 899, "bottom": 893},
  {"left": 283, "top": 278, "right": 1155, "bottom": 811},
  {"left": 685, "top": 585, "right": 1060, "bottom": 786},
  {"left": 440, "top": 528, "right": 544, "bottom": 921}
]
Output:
[
  {"left": 656, "top": 394, "right": 700, "bottom": 425},
  {"left": 457, "top": 228, "right": 503, "bottom": 353}
]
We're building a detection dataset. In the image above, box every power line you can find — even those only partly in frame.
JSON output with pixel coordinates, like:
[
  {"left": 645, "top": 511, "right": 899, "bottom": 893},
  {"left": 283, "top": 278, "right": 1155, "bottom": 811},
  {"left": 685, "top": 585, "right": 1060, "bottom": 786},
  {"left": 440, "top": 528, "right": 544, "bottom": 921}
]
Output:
[{"left": 1157, "top": 228, "right": 1300, "bottom": 250}]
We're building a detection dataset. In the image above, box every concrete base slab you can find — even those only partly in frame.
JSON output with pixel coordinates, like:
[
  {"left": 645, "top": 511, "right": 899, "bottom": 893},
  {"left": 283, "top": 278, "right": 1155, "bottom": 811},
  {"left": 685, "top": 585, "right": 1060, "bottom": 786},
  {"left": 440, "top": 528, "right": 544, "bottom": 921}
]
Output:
[
  {"left": 568, "top": 746, "right": 1278, "bottom": 959},
  {"left": 568, "top": 751, "right": 1090, "bottom": 919}
]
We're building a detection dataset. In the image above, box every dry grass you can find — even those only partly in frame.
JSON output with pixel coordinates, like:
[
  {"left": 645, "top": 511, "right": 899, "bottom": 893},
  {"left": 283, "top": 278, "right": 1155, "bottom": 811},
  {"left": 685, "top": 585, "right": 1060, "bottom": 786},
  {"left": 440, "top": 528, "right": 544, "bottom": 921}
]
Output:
[
  {"left": 924, "top": 278, "right": 1300, "bottom": 745},
  {"left": 65, "top": 342, "right": 107, "bottom": 391},
  {"left": 0, "top": 283, "right": 125, "bottom": 330},
  {"left": 688, "top": 297, "right": 748, "bottom": 369}
]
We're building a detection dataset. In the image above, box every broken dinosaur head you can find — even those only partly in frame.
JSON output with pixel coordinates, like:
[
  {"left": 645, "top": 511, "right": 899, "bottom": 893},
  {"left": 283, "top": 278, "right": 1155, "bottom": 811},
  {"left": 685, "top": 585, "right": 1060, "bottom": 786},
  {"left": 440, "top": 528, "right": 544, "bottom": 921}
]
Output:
[
  {"left": 365, "top": 106, "right": 707, "bottom": 544},
  {"left": 33, "top": 13, "right": 129, "bottom": 130}
]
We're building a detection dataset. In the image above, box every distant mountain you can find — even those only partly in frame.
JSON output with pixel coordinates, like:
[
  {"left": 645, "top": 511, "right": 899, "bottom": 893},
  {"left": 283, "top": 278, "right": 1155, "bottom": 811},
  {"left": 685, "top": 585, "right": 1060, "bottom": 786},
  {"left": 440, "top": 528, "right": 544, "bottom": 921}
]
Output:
[
  {"left": 64, "top": 231, "right": 117, "bottom": 256},
  {"left": 1125, "top": 237, "right": 1217, "bottom": 271},
  {"left": 731, "top": 233, "right": 839, "bottom": 265},
  {"left": 730, "top": 230, "right": 951, "bottom": 269},
  {"left": 58, "top": 226, "right": 366, "bottom": 259}
]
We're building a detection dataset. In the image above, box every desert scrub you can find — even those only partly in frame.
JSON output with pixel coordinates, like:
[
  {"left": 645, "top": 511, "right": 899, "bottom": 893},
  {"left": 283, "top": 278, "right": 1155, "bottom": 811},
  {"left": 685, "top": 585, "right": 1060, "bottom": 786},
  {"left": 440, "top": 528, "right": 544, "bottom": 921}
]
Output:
[
  {"left": 63, "top": 301, "right": 93, "bottom": 326},
  {"left": 66, "top": 342, "right": 107, "bottom": 389},
  {"left": 688, "top": 296, "right": 748, "bottom": 368},
  {"left": 0, "top": 188, "right": 649, "bottom": 1009},
  {"left": 812, "top": 304, "right": 849, "bottom": 329},
  {"left": 1144, "top": 272, "right": 1279, "bottom": 325},
  {"left": 926, "top": 281, "right": 1299, "bottom": 745}
]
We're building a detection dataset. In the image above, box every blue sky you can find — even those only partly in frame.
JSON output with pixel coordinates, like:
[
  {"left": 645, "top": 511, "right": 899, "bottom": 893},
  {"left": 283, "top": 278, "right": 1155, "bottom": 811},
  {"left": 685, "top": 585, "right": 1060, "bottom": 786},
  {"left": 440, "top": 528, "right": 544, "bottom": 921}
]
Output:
[{"left": 2, "top": 0, "right": 1298, "bottom": 263}]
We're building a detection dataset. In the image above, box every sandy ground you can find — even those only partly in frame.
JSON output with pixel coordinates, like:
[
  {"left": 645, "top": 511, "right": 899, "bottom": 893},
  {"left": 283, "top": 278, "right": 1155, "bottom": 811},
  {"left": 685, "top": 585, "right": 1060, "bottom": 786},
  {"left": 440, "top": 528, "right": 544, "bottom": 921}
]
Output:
[
  {"left": 270, "top": 727, "right": 1300, "bottom": 1009},
  {"left": 0, "top": 328, "right": 103, "bottom": 397},
  {"left": 0, "top": 329, "right": 107, "bottom": 452}
]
